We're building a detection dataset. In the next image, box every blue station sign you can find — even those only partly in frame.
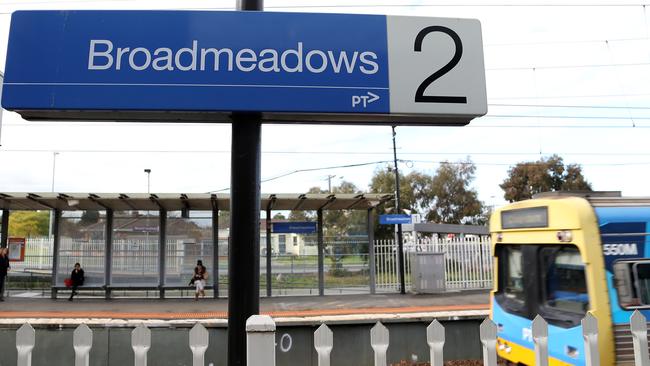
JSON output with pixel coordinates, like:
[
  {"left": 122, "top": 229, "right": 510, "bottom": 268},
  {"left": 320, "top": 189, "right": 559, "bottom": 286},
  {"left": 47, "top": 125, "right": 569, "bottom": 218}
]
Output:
[
  {"left": 1, "top": 11, "right": 486, "bottom": 124},
  {"left": 379, "top": 214, "right": 413, "bottom": 225},
  {"left": 272, "top": 222, "right": 317, "bottom": 234}
]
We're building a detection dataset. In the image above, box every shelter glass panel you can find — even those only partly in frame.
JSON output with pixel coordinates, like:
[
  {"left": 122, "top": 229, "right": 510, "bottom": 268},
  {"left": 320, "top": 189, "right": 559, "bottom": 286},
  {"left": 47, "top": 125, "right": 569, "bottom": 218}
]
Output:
[
  {"left": 266, "top": 212, "right": 319, "bottom": 296},
  {"left": 165, "top": 211, "right": 213, "bottom": 290},
  {"left": 6, "top": 210, "right": 53, "bottom": 292},
  {"left": 111, "top": 211, "right": 159, "bottom": 286},
  {"left": 57, "top": 210, "right": 106, "bottom": 286},
  {"left": 324, "top": 210, "right": 370, "bottom": 294}
]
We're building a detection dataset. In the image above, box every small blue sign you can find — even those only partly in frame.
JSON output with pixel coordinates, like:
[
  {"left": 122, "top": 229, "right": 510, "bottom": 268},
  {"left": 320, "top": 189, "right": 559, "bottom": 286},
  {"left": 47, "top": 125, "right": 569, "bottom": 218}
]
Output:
[
  {"left": 379, "top": 214, "right": 412, "bottom": 225},
  {"left": 272, "top": 222, "right": 317, "bottom": 234}
]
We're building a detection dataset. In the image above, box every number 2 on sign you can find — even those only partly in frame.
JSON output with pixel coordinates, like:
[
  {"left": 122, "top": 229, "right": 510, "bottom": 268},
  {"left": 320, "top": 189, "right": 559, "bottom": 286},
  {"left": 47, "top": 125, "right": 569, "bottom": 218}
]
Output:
[{"left": 414, "top": 26, "right": 468, "bottom": 104}]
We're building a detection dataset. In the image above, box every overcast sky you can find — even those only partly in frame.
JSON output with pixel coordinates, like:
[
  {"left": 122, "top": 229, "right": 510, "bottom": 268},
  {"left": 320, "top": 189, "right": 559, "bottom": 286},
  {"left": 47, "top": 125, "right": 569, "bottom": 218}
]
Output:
[{"left": 0, "top": 0, "right": 649, "bottom": 210}]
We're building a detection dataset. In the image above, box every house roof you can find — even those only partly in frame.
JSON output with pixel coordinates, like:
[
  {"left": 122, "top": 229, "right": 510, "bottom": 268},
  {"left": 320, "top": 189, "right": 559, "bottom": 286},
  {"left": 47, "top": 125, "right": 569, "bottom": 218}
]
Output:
[{"left": 0, "top": 192, "right": 393, "bottom": 212}]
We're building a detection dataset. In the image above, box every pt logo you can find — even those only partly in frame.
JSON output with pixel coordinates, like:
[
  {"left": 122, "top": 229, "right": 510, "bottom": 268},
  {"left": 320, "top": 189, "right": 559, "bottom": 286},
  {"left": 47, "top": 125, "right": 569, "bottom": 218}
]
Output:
[{"left": 352, "top": 92, "right": 380, "bottom": 108}]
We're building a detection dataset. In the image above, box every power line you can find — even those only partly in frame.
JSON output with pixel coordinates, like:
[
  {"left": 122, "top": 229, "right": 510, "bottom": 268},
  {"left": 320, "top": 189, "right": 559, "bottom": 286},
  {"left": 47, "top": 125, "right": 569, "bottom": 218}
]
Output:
[
  {"left": 487, "top": 62, "right": 650, "bottom": 71},
  {"left": 485, "top": 36, "right": 650, "bottom": 47},
  {"left": 209, "top": 160, "right": 392, "bottom": 192}
]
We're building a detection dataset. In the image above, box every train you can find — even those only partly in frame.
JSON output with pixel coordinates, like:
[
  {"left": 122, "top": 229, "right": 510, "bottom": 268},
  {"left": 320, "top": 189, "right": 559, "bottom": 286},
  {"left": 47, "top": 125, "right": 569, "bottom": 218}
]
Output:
[{"left": 490, "top": 191, "right": 650, "bottom": 366}]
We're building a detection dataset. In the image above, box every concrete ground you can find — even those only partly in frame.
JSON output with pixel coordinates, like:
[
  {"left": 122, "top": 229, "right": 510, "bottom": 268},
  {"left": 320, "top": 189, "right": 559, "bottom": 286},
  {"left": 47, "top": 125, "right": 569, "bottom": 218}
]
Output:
[{"left": 0, "top": 290, "right": 489, "bottom": 319}]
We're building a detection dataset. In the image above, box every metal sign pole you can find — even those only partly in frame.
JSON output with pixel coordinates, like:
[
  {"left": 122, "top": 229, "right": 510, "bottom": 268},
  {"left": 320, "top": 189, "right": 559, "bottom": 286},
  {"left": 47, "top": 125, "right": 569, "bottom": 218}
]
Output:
[
  {"left": 228, "top": 2, "right": 263, "bottom": 362},
  {"left": 392, "top": 126, "right": 406, "bottom": 294}
]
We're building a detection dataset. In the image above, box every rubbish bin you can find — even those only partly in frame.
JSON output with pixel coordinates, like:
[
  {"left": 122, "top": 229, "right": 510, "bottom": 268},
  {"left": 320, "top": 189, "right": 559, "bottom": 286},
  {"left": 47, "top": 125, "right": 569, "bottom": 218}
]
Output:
[{"left": 410, "top": 252, "right": 446, "bottom": 293}]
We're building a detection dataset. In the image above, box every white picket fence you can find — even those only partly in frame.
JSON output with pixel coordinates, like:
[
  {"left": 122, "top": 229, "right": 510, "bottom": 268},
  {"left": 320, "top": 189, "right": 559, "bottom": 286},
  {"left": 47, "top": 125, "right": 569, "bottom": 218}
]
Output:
[
  {"left": 374, "top": 237, "right": 492, "bottom": 291},
  {"left": 14, "top": 310, "right": 650, "bottom": 366}
]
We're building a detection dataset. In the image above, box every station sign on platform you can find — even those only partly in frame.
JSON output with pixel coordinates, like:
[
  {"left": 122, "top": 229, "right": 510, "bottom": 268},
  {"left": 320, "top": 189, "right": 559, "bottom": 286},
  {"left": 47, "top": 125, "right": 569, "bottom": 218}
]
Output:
[
  {"left": 379, "top": 214, "right": 413, "bottom": 225},
  {"left": 272, "top": 222, "right": 317, "bottom": 234},
  {"left": 1, "top": 11, "right": 487, "bottom": 125}
]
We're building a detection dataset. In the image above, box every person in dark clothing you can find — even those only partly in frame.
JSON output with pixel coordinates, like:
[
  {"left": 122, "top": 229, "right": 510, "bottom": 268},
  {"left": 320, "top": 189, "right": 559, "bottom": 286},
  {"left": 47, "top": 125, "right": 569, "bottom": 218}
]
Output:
[
  {"left": 193, "top": 260, "right": 207, "bottom": 301},
  {"left": 69, "top": 263, "right": 84, "bottom": 301},
  {"left": 0, "top": 248, "right": 10, "bottom": 301}
]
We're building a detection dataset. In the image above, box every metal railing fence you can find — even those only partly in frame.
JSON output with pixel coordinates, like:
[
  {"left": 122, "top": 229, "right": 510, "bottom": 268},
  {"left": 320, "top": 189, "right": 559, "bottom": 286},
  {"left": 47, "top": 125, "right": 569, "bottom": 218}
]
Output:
[
  {"left": 12, "top": 311, "right": 650, "bottom": 366},
  {"left": 374, "top": 237, "right": 493, "bottom": 291}
]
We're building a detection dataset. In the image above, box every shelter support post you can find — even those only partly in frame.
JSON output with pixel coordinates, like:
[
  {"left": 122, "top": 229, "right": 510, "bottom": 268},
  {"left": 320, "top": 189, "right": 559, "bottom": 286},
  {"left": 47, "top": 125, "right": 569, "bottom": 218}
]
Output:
[
  {"left": 317, "top": 208, "right": 324, "bottom": 296},
  {"left": 212, "top": 204, "right": 219, "bottom": 298},
  {"left": 1, "top": 209, "right": 9, "bottom": 248},
  {"left": 368, "top": 208, "right": 376, "bottom": 294},
  {"left": 104, "top": 209, "right": 113, "bottom": 299},
  {"left": 50, "top": 209, "right": 61, "bottom": 299},
  {"left": 265, "top": 207, "right": 272, "bottom": 297},
  {"left": 228, "top": 113, "right": 262, "bottom": 366},
  {"left": 159, "top": 209, "right": 166, "bottom": 299}
]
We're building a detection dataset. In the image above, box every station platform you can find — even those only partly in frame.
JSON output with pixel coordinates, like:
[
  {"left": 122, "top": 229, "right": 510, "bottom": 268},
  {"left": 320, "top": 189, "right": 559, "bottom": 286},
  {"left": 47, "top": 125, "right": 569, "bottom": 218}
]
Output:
[{"left": 0, "top": 291, "right": 489, "bottom": 325}]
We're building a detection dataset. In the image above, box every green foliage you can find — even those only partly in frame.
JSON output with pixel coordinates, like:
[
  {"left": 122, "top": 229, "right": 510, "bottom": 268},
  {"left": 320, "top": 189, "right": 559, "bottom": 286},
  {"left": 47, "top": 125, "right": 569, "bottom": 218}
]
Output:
[
  {"left": 428, "top": 160, "right": 485, "bottom": 225},
  {"left": 272, "top": 212, "right": 286, "bottom": 220},
  {"left": 79, "top": 210, "right": 100, "bottom": 226},
  {"left": 8, "top": 211, "right": 50, "bottom": 237},
  {"left": 369, "top": 159, "right": 486, "bottom": 238},
  {"left": 500, "top": 154, "right": 592, "bottom": 202},
  {"left": 288, "top": 181, "right": 366, "bottom": 238}
]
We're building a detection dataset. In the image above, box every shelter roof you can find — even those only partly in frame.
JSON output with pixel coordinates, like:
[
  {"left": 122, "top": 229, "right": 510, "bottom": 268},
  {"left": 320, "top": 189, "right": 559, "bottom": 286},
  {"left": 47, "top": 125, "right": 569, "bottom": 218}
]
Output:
[{"left": 0, "top": 192, "right": 392, "bottom": 212}]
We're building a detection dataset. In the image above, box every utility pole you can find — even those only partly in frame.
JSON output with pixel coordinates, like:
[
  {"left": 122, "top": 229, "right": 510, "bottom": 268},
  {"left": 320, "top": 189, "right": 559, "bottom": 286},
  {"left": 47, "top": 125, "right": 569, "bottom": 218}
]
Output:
[
  {"left": 392, "top": 126, "right": 406, "bottom": 294},
  {"left": 48, "top": 151, "right": 59, "bottom": 238},
  {"left": 229, "top": 1, "right": 263, "bottom": 365},
  {"left": 325, "top": 174, "right": 336, "bottom": 193}
]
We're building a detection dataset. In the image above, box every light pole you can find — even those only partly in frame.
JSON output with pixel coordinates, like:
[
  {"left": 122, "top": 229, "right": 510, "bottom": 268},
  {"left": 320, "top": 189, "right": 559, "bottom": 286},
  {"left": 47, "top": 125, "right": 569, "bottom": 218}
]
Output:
[
  {"left": 391, "top": 126, "right": 406, "bottom": 295},
  {"left": 143, "top": 169, "right": 151, "bottom": 276},
  {"left": 48, "top": 152, "right": 59, "bottom": 238},
  {"left": 144, "top": 169, "right": 151, "bottom": 194}
]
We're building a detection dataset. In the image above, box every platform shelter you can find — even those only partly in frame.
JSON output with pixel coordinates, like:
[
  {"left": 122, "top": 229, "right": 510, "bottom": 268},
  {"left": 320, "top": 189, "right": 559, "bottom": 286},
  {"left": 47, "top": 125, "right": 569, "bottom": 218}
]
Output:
[{"left": 0, "top": 192, "right": 391, "bottom": 299}]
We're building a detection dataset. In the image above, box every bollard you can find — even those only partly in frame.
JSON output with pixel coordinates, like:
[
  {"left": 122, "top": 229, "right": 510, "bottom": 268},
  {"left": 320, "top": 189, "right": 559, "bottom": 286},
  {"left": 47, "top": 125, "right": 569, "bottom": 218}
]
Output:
[
  {"left": 479, "top": 318, "right": 497, "bottom": 366},
  {"left": 426, "top": 320, "right": 445, "bottom": 366},
  {"left": 532, "top": 315, "right": 548, "bottom": 366},
  {"left": 132, "top": 323, "right": 151, "bottom": 366},
  {"left": 630, "top": 310, "right": 649, "bottom": 366},
  {"left": 246, "top": 315, "right": 276, "bottom": 366},
  {"left": 314, "top": 324, "right": 333, "bottom": 366},
  {"left": 582, "top": 313, "right": 599, "bottom": 366},
  {"left": 16, "top": 323, "right": 35, "bottom": 366},
  {"left": 370, "top": 322, "right": 389, "bottom": 366},
  {"left": 73, "top": 324, "right": 93, "bottom": 366},
  {"left": 189, "top": 323, "right": 209, "bottom": 366}
]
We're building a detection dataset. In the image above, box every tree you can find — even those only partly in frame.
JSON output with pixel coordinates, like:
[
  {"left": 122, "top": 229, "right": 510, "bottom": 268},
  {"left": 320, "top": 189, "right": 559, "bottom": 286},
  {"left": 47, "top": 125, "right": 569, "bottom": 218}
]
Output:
[
  {"left": 369, "top": 161, "right": 486, "bottom": 238},
  {"left": 272, "top": 213, "right": 286, "bottom": 220},
  {"left": 500, "top": 155, "right": 592, "bottom": 202},
  {"left": 428, "top": 160, "right": 485, "bottom": 225},
  {"left": 79, "top": 210, "right": 100, "bottom": 226},
  {"left": 8, "top": 211, "right": 50, "bottom": 237}
]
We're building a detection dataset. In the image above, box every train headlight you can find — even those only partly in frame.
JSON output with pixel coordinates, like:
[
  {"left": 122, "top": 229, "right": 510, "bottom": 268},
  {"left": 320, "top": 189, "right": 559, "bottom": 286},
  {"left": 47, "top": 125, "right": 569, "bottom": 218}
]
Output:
[{"left": 557, "top": 230, "right": 573, "bottom": 242}]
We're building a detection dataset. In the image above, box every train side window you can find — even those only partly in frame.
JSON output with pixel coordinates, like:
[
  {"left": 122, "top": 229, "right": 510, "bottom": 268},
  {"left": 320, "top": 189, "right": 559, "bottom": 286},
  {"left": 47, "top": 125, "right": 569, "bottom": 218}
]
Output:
[
  {"left": 541, "top": 247, "right": 589, "bottom": 315},
  {"left": 633, "top": 263, "right": 650, "bottom": 305},
  {"left": 503, "top": 246, "right": 525, "bottom": 303},
  {"left": 614, "top": 260, "right": 650, "bottom": 308}
]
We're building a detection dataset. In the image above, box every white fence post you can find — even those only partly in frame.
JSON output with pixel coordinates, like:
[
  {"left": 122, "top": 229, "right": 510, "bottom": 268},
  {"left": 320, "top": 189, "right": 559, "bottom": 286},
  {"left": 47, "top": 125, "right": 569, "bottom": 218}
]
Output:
[
  {"left": 532, "top": 315, "right": 548, "bottom": 366},
  {"left": 246, "top": 315, "right": 276, "bottom": 366},
  {"left": 132, "top": 324, "right": 151, "bottom": 366},
  {"left": 16, "top": 323, "right": 35, "bottom": 366},
  {"left": 427, "top": 320, "right": 444, "bottom": 366},
  {"left": 314, "top": 324, "right": 333, "bottom": 366},
  {"left": 189, "top": 323, "right": 209, "bottom": 366},
  {"left": 631, "top": 310, "right": 650, "bottom": 366},
  {"left": 370, "top": 322, "right": 389, "bottom": 366},
  {"left": 479, "top": 318, "right": 497, "bottom": 366},
  {"left": 582, "top": 313, "right": 599, "bottom": 366},
  {"left": 73, "top": 324, "right": 93, "bottom": 366}
]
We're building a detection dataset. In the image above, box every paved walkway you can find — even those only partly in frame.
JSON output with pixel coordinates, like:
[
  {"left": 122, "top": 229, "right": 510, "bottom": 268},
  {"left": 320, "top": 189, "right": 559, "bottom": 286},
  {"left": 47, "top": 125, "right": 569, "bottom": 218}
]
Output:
[{"left": 0, "top": 291, "right": 489, "bottom": 320}]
